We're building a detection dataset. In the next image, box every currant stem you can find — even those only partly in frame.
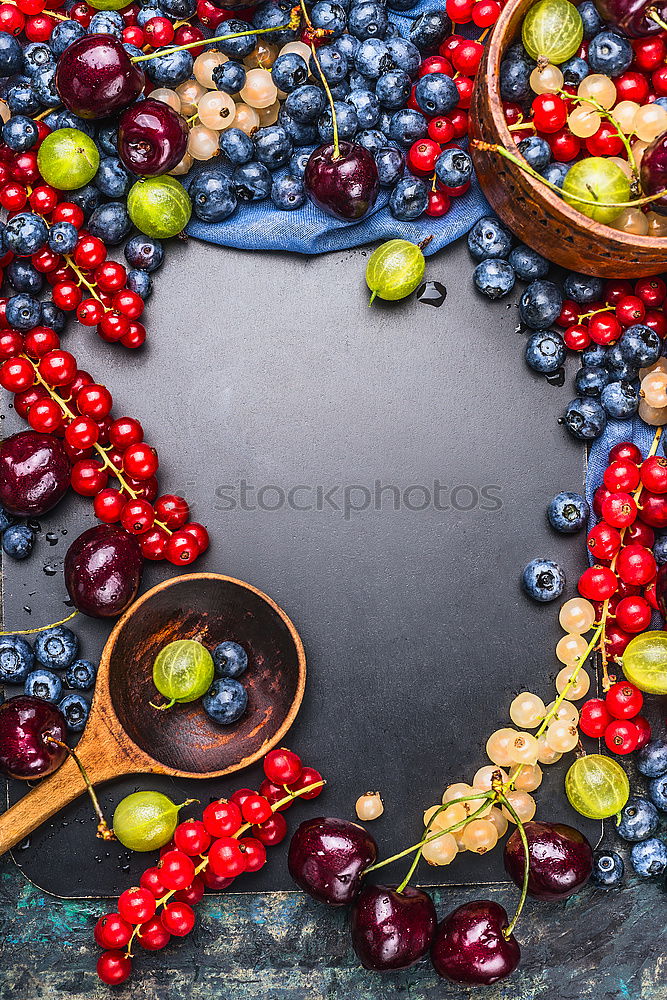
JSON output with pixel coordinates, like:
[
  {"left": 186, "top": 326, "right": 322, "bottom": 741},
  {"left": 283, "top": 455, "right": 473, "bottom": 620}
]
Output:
[
  {"left": 0, "top": 610, "right": 78, "bottom": 636},
  {"left": 497, "top": 794, "right": 529, "bottom": 940},
  {"left": 64, "top": 254, "right": 105, "bottom": 304},
  {"left": 130, "top": 12, "right": 302, "bottom": 63},
  {"left": 562, "top": 90, "right": 638, "bottom": 184},
  {"left": 299, "top": 0, "right": 339, "bottom": 159},
  {"left": 45, "top": 737, "right": 115, "bottom": 841}
]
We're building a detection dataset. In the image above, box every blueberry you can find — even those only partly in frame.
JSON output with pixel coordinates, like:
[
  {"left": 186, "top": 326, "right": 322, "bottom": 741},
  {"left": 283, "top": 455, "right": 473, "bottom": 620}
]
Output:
[
  {"left": 252, "top": 1, "right": 297, "bottom": 47},
  {"left": 333, "top": 33, "right": 359, "bottom": 61},
  {"left": 563, "top": 272, "right": 604, "bottom": 305},
  {"left": 467, "top": 216, "right": 513, "bottom": 261},
  {"left": 562, "top": 55, "right": 589, "bottom": 85},
  {"left": 2, "top": 114, "right": 38, "bottom": 151},
  {"left": 389, "top": 176, "right": 429, "bottom": 221},
  {"left": 653, "top": 535, "right": 667, "bottom": 565},
  {"left": 278, "top": 110, "right": 319, "bottom": 147},
  {"left": 564, "top": 397, "right": 607, "bottom": 440},
  {"left": 525, "top": 330, "right": 565, "bottom": 373},
  {"left": 522, "top": 558, "right": 565, "bottom": 602},
  {"left": 202, "top": 677, "right": 248, "bottom": 725},
  {"left": 95, "top": 156, "right": 132, "bottom": 199},
  {"left": 575, "top": 365, "right": 611, "bottom": 398},
  {"left": 649, "top": 774, "right": 667, "bottom": 811},
  {"left": 58, "top": 692, "right": 90, "bottom": 732},
  {"left": 386, "top": 37, "right": 421, "bottom": 77},
  {"left": 375, "top": 146, "right": 404, "bottom": 186},
  {"left": 88, "top": 10, "right": 124, "bottom": 36},
  {"left": 409, "top": 10, "right": 450, "bottom": 49},
  {"left": 50, "top": 19, "right": 85, "bottom": 56},
  {"left": 213, "top": 640, "right": 249, "bottom": 678},
  {"left": 272, "top": 52, "right": 309, "bottom": 92},
  {"left": 25, "top": 668, "right": 63, "bottom": 703},
  {"left": 233, "top": 161, "right": 272, "bottom": 202},
  {"left": 136, "top": 4, "right": 165, "bottom": 26},
  {"left": 600, "top": 380, "right": 639, "bottom": 420},
  {"left": 519, "top": 280, "right": 563, "bottom": 328},
  {"left": 0, "top": 504, "right": 13, "bottom": 532},
  {"left": 56, "top": 110, "right": 96, "bottom": 138},
  {"left": 318, "top": 101, "right": 358, "bottom": 141},
  {"left": 518, "top": 135, "right": 551, "bottom": 170},
  {"left": 508, "top": 245, "right": 549, "bottom": 280},
  {"left": 7, "top": 259, "right": 43, "bottom": 294},
  {"left": 415, "top": 72, "right": 458, "bottom": 116},
  {"left": 578, "top": 0, "right": 603, "bottom": 37},
  {"left": 619, "top": 323, "right": 661, "bottom": 367},
  {"left": 5, "top": 211, "right": 48, "bottom": 256},
  {"left": 289, "top": 147, "right": 314, "bottom": 178},
  {"left": 34, "top": 626, "right": 79, "bottom": 671},
  {"left": 473, "top": 259, "right": 516, "bottom": 300},
  {"left": 271, "top": 171, "right": 306, "bottom": 210},
  {"left": 212, "top": 60, "right": 246, "bottom": 95},
  {"left": 217, "top": 128, "right": 253, "bottom": 167},
  {"left": 65, "top": 659, "right": 97, "bottom": 691},
  {"left": 617, "top": 796, "right": 660, "bottom": 841},
  {"left": 349, "top": 68, "right": 372, "bottom": 91},
  {"left": 2, "top": 523, "right": 35, "bottom": 559},
  {"left": 605, "top": 344, "right": 637, "bottom": 381},
  {"left": 124, "top": 234, "right": 164, "bottom": 272},
  {"left": 160, "top": 0, "right": 196, "bottom": 16},
  {"left": 377, "top": 111, "right": 392, "bottom": 134},
  {"left": 254, "top": 125, "right": 292, "bottom": 169},
  {"left": 212, "top": 17, "right": 256, "bottom": 57},
  {"left": 48, "top": 220, "right": 79, "bottom": 255},
  {"left": 547, "top": 491, "right": 588, "bottom": 534},
  {"left": 7, "top": 80, "right": 39, "bottom": 116},
  {"left": 310, "top": 46, "right": 348, "bottom": 86},
  {"left": 375, "top": 69, "right": 411, "bottom": 110},
  {"left": 6, "top": 293, "right": 41, "bottom": 330},
  {"left": 0, "top": 636, "right": 34, "bottom": 683},
  {"left": 583, "top": 343, "right": 608, "bottom": 367},
  {"left": 588, "top": 30, "right": 633, "bottom": 77},
  {"left": 88, "top": 201, "right": 132, "bottom": 246},
  {"left": 355, "top": 128, "right": 386, "bottom": 156},
  {"left": 354, "top": 37, "right": 392, "bottom": 77},
  {"left": 190, "top": 165, "right": 237, "bottom": 221},
  {"left": 145, "top": 46, "right": 193, "bottom": 86},
  {"left": 630, "top": 837, "right": 667, "bottom": 877},
  {"left": 67, "top": 183, "right": 102, "bottom": 219},
  {"left": 541, "top": 162, "right": 569, "bottom": 188},
  {"left": 40, "top": 301, "right": 65, "bottom": 333},
  {"left": 435, "top": 147, "right": 472, "bottom": 189},
  {"left": 348, "top": 1, "right": 388, "bottom": 40},
  {"left": 345, "top": 88, "right": 380, "bottom": 128},
  {"left": 127, "top": 268, "right": 152, "bottom": 299},
  {"left": 0, "top": 31, "right": 24, "bottom": 76},
  {"left": 285, "top": 84, "right": 327, "bottom": 123},
  {"left": 330, "top": 82, "right": 350, "bottom": 103},
  {"left": 388, "top": 107, "right": 425, "bottom": 147},
  {"left": 591, "top": 850, "right": 624, "bottom": 888},
  {"left": 500, "top": 54, "right": 532, "bottom": 102},
  {"left": 311, "top": 1, "right": 347, "bottom": 37}
]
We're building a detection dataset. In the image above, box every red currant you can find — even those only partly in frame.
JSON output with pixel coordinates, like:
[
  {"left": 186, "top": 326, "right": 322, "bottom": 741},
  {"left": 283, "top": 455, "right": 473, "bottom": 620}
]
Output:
[
  {"left": 120, "top": 497, "right": 155, "bottom": 534},
  {"left": 139, "top": 866, "right": 168, "bottom": 899},
  {"left": 166, "top": 529, "right": 198, "bottom": 564},
  {"left": 94, "top": 912, "right": 132, "bottom": 949},
  {"left": 579, "top": 698, "right": 612, "bottom": 738},
  {"left": 0, "top": 356, "right": 34, "bottom": 392},
  {"left": 633, "top": 715, "right": 652, "bottom": 749},
  {"left": 531, "top": 93, "right": 567, "bottom": 132},
  {"left": 588, "top": 312, "right": 621, "bottom": 345},
  {"left": 616, "top": 295, "right": 645, "bottom": 326},
  {"left": 641, "top": 455, "right": 667, "bottom": 493},
  {"left": 252, "top": 812, "right": 288, "bottom": 846},
  {"left": 563, "top": 323, "right": 590, "bottom": 350},
  {"left": 139, "top": 526, "right": 169, "bottom": 560},
  {"left": 118, "top": 886, "right": 156, "bottom": 924},
  {"left": 123, "top": 442, "right": 158, "bottom": 480},
  {"left": 638, "top": 491, "right": 667, "bottom": 527},
  {"left": 173, "top": 875, "right": 205, "bottom": 906},
  {"left": 207, "top": 836, "right": 246, "bottom": 878},
  {"left": 76, "top": 383, "right": 113, "bottom": 419},
  {"left": 238, "top": 837, "right": 266, "bottom": 873},
  {"left": 264, "top": 747, "right": 303, "bottom": 785},
  {"left": 28, "top": 397, "right": 63, "bottom": 433},
  {"left": 137, "top": 917, "right": 170, "bottom": 951},
  {"left": 97, "top": 950, "right": 132, "bottom": 986},
  {"left": 635, "top": 276, "right": 666, "bottom": 307},
  {"left": 615, "top": 544, "right": 656, "bottom": 585},
  {"left": 609, "top": 441, "right": 643, "bottom": 464},
  {"left": 587, "top": 521, "right": 621, "bottom": 561},
  {"left": 600, "top": 491, "right": 637, "bottom": 527},
  {"left": 288, "top": 765, "right": 324, "bottom": 799},
  {"left": 604, "top": 719, "right": 639, "bottom": 755},
  {"left": 240, "top": 794, "right": 272, "bottom": 825},
  {"left": 155, "top": 493, "right": 189, "bottom": 529},
  {"left": 65, "top": 414, "right": 99, "bottom": 450},
  {"left": 160, "top": 901, "right": 195, "bottom": 937},
  {"left": 603, "top": 459, "right": 640, "bottom": 493},
  {"left": 202, "top": 799, "right": 242, "bottom": 838},
  {"left": 109, "top": 416, "right": 143, "bottom": 450},
  {"left": 71, "top": 458, "right": 108, "bottom": 496},
  {"left": 158, "top": 849, "right": 196, "bottom": 891},
  {"left": 38, "top": 349, "right": 77, "bottom": 386},
  {"left": 174, "top": 820, "right": 211, "bottom": 857},
  {"left": 614, "top": 595, "right": 652, "bottom": 633},
  {"left": 578, "top": 565, "right": 617, "bottom": 601}
]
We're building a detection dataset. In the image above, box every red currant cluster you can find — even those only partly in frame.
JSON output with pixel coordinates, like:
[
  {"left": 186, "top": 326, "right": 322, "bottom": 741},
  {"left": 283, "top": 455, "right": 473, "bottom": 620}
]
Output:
[
  {"left": 446, "top": 0, "right": 503, "bottom": 30},
  {"left": 94, "top": 748, "right": 324, "bottom": 986},
  {"left": 0, "top": 342, "right": 208, "bottom": 563},
  {"left": 405, "top": 38, "right": 485, "bottom": 218},
  {"left": 579, "top": 439, "right": 665, "bottom": 685},
  {"left": 556, "top": 277, "right": 667, "bottom": 352},
  {"left": 580, "top": 680, "right": 651, "bottom": 756},
  {"left": 0, "top": 0, "right": 72, "bottom": 43}
]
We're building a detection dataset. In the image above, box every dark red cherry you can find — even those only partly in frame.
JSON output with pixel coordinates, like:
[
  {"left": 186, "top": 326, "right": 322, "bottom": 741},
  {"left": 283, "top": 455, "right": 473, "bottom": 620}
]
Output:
[
  {"left": 503, "top": 821, "right": 593, "bottom": 900},
  {"left": 0, "top": 696, "right": 67, "bottom": 779},
  {"left": 593, "top": 0, "right": 666, "bottom": 35},
  {"left": 304, "top": 142, "right": 380, "bottom": 221},
  {"left": 55, "top": 34, "right": 145, "bottom": 120},
  {"left": 642, "top": 130, "right": 667, "bottom": 215},
  {"left": 118, "top": 99, "right": 188, "bottom": 176},
  {"left": 431, "top": 900, "right": 520, "bottom": 986},
  {"left": 657, "top": 563, "right": 667, "bottom": 619},
  {"left": 0, "top": 430, "right": 70, "bottom": 516},
  {"left": 287, "top": 817, "right": 377, "bottom": 905},
  {"left": 64, "top": 524, "right": 143, "bottom": 618},
  {"left": 350, "top": 884, "right": 436, "bottom": 971}
]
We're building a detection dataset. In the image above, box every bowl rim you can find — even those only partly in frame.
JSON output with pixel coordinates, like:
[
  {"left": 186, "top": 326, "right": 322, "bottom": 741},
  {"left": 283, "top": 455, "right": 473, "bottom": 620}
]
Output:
[
  {"left": 97, "top": 571, "right": 307, "bottom": 778},
  {"left": 485, "top": 0, "right": 667, "bottom": 249}
]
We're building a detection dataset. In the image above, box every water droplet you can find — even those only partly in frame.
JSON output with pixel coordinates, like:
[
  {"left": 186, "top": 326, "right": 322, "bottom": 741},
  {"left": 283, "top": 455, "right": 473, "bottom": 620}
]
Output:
[
  {"left": 46, "top": 532, "right": 58, "bottom": 546},
  {"left": 18, "top": 836, "right": 31, "bottom": 850},
  {"left": 417, "top": 281, "right": 447, "bottom": 307},
  {"left": 23, "top": 606, "right": 31, "bottom": 615},
  {"left": 27, "top": 520, "right": 41, "bottom": 533},
  {"left": 43, "top": 564, "right": 58, "bottom": 576},
  {"left": 61, "top": 528, "right": 67, "bottom": 536},
  {"left": 545, "top": 367, "right": 565, "bottom": 386}
]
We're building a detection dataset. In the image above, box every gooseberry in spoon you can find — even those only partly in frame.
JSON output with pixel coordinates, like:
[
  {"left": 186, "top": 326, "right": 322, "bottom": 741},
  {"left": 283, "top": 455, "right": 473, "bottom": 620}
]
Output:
[
  {"left": 55, "top": 34, "right": 145, "bottom": 120},
  {"left": 151, "top": 639, "right": 214, "bottom": 710},
  {"left": 562, "top": 158, "right": 631, "bottom": 224},
  {"left": 304, "top": 142, "right": 380, "bottom": 221},
  {"left": 118, "top": 99, "right": 189, "bottom": 177}
]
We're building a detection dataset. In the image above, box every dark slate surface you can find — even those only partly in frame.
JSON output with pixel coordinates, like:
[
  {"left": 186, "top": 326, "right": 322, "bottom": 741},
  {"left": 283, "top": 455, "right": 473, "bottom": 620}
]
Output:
[{"left": 0, "top": 236, "right": 664, "bottom": 998}]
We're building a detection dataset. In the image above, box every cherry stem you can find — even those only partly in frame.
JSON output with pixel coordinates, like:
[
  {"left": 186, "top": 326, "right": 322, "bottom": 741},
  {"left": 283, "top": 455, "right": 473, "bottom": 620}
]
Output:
[
  {"left": 299, "top": 0, "right": 339, "bottom": 158},
  {"left": 648, "top": 8, "right": 667, "bottom": 31},
  {"left": 365, "top": 792, "right": 493, "bottom": 875},
  {"left": 472, "top": 139, "right": 667, "bottom": 209},
  {"left": 497, "top": 793, "right": 528, "bottom": 940},
  {"left": 394, "top": 798, "right": 491, "bottom": 892},
  {"left": 130, "top": 10, "right": 302, "bottom": 63},
  {"left": 0, "top": 609, "right": 78, "bottom": 636},
  {"left": 45, "top": 737, "right": 115, "bottom": 841}
]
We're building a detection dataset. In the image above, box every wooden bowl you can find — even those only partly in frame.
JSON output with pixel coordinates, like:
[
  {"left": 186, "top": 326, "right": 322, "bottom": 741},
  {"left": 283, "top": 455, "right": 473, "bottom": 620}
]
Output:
[{"left": 470, "top": 0, "right": 667, "bottom": 277}]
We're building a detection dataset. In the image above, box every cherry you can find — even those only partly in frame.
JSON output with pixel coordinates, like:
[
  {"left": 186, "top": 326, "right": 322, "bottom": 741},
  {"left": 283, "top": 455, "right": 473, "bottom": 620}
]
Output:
[
  {"left": 64, "top": 522, "right": 143, "bottom": 617},
  {"left": 202, "top": 799, "right": 242, "bottom": 838},
  {"left": 55, "top": 34, "right": 145, "bottom": 119},
  {"left": 351, "top": 884, "right": 437, "bottom": 971},
  {"left": 579, "top": 698, "right": 612, "bottom": 738},
  {"left": 264, "top": 747, "right": 303, "bottom": 785},
  {"left": 174, "top": 820, "right": 211, "bottom": 856},
  {"left": 118, "top": 886, "right": 156, "bottom": 924},
  {"left": 160, "top": 901, "right": 195, "bottom": 937},
  {"left": 94, "top": 912, "right": 132, "bottom": 949},
  {"left": 137, "top": 917, "right": 171, "bottom": 951},
  {"left": 0, "top": 695, "right": 67, "bottom": 778},
  {"left": 287, "top": 817, "right": 377, "bottom": 906},
  {"left": 431, "top": 900, "right": 520, "bottom": 985},
  {"left": 604, "top": 719, "right": 639, "bottom": 754},
  {"left": 253, "top": 812, "right": 288, "bottom": 846},
  {"left": 504, "top": 822, "right": 593, "bottom": 900},
  {"left": 0, "top": 430, "right": 70, "bottom": 516},
  {"left": 97, "top": 950, "right": 132, "bottom": 985},
  {"left": 118, "top": 98, "right": 189, "bottom": 176},
  {"left": 304, "top": 142, "right": 380, "bottom": 221}
]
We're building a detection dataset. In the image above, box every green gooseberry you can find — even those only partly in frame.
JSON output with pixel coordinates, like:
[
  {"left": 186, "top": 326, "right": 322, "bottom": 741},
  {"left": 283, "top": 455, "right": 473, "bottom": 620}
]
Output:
[
  {"left": 36, "top": 128, "right": 100, "bottom": 191},
  {"left": 127, "top": 176, "right": 192, "bottom": 239},
  {"left": 365, "top": 239, "right": 426, "bottom": 304},
  {"left": 112, "top": 790, "right": 190, "bottom": 851},
  {"left": 88, "top": 0, "right": 129, "bottom": 8},
  {"left": 151, "top": 639, "right": 214, "bottom": 710},
  {"left": 561, "top": 158, "right": 631, "bottom": 225},
  {"left": 522, "top": 0, "right": 583, "bottom": 64}
]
